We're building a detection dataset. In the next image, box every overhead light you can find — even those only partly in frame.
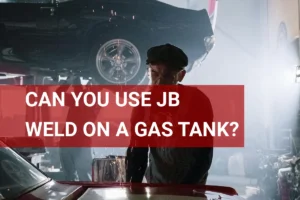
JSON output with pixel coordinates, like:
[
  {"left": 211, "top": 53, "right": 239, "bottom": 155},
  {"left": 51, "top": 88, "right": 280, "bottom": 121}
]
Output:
[{"left": 296, "top": 66, "right": 300, "bottom": 83}]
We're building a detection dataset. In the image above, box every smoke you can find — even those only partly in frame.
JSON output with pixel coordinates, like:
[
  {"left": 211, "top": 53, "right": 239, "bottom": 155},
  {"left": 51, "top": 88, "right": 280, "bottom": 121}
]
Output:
[{"left": 19, "top": 0, "right": 298, "bottom": 195}]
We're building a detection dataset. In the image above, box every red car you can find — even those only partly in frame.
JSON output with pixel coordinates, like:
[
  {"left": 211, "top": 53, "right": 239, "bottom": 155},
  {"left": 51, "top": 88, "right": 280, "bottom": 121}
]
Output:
[{"left": 0, "top": 140, "right": 244, "bottom": 200}]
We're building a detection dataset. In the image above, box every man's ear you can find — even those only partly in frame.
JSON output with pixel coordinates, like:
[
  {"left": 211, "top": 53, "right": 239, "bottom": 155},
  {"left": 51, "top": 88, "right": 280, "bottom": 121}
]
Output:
[{"left": 177, "top": 70, "right": 186, "bottom": 82}]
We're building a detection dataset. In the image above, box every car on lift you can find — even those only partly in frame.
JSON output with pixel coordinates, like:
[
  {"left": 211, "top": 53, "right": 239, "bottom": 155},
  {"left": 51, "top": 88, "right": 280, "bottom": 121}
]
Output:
[
  {"left": 0, "top": 0, "right": 215, "bottom": 85},
  {"left": 0, "top": 139, "right": 243, "bottom": 200}
]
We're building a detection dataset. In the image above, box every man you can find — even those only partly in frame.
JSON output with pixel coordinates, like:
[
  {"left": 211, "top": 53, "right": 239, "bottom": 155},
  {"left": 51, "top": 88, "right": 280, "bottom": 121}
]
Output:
[
  {"left": 125, "top": 44, "right": 214, "bottom": 184},
  {"left": 57, "top": 76, "right": 100, "bottom": 181}
]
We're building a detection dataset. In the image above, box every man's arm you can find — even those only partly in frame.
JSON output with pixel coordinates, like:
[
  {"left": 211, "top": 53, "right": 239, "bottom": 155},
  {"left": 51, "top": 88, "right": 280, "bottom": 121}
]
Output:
[
  {"left": 182, "top": 90, "right": 214, "bottom": 184},
  {"left": 125, "top": 106, "right": 148, "bottom": 183}
]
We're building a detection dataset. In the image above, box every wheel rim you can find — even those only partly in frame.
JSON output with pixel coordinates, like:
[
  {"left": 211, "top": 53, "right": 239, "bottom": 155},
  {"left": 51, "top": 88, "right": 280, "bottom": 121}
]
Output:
[{"left": 96, "top": 39, "right": 141, "bottom": 84}]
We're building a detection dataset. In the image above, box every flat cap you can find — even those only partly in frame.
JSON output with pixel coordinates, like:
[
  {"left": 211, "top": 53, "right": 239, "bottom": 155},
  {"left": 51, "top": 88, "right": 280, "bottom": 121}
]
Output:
[{"left": 146, "top": 44, "right": 188, "bottom": 70}]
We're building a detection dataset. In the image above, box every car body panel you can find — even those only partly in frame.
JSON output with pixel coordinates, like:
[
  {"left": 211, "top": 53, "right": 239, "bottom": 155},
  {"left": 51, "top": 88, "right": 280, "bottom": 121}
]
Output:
[
  {"left": 0, "top": 0, "right": 59, "bottom": 60},
  {"left": 17, "top": 180, "right": 84, "bottom": 200},
  {"left": 17, "top": 180, "right": 244, "bottom": 200},
  {"left": 0, "top": 140, "right": 243, "bottom": 200}
]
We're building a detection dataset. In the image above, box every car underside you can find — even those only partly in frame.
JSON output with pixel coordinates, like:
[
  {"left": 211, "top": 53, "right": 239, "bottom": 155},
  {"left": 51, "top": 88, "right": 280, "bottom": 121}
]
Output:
[{"left": 0, "top": 0, "right": 217, "bottom": 85}]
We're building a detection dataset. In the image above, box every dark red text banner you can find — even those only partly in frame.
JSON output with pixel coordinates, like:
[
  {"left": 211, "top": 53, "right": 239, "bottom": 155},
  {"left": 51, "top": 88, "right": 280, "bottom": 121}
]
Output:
[{"left": 0, "top": 85, "right": 244, "bottom": 147}]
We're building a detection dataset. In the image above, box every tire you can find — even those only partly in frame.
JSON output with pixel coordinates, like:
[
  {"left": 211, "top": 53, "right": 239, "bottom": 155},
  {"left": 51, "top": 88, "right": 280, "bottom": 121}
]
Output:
[{"left": 87, "top": 32, "right": 149, "bottom": 89}]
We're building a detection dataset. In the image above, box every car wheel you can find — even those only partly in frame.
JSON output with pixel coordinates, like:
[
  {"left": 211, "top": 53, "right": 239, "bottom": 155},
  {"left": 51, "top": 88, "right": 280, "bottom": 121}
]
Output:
[{"left": 88, "top": 35, "right": 148, "bottom": 88}]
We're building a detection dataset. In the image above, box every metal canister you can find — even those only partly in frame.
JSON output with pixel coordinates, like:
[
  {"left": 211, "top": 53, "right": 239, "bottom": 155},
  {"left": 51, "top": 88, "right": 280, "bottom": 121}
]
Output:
[
  {"left": 277, "top": 167, "right": 292, "bottom": 200},
  {"left": 92, "top": 155, "right": 126, "bottom": 183}
]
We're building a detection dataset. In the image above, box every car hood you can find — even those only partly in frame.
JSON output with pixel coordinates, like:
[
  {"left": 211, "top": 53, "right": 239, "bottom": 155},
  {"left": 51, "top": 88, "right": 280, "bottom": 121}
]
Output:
[{"left": 18, "top": 180, "right": 244, "bottom": 200}]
